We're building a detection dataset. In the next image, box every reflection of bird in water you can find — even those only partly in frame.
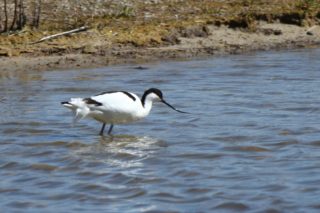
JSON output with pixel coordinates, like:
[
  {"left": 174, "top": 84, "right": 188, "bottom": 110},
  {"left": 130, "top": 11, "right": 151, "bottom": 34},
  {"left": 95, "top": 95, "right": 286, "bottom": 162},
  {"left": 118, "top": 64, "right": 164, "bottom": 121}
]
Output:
[{"left": 61, "top": 88, "right": 188, "bottom": 135}]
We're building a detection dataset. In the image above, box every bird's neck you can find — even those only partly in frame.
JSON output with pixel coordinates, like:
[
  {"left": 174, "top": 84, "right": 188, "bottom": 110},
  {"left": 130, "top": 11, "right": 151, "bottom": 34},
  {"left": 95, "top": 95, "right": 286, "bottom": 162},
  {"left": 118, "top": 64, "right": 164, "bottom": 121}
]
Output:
[{"left": 139, "top": 96, "right": 153, "bottom": 117}]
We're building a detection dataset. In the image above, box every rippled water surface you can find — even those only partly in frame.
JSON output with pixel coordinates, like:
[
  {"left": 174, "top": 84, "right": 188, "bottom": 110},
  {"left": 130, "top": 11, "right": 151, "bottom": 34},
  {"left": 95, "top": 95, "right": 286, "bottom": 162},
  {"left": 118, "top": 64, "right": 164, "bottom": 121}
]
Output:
[{"left": 1, "top": 48, "right": 320, "bottom": 212}]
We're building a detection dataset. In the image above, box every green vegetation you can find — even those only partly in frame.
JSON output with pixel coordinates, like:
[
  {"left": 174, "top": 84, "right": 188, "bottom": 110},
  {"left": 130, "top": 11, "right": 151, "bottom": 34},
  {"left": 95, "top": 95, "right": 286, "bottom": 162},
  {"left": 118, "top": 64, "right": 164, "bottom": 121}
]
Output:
[{"left": 0, "top": 0, "right": 319, "bottom": 57}]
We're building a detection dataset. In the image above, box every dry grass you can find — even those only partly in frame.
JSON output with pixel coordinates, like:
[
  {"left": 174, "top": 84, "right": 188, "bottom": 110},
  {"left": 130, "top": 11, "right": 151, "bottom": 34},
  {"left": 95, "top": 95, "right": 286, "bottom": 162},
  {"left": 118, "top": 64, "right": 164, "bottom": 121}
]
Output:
[{"left": 0, "top": 0, "right": 319, "bottom": 56}]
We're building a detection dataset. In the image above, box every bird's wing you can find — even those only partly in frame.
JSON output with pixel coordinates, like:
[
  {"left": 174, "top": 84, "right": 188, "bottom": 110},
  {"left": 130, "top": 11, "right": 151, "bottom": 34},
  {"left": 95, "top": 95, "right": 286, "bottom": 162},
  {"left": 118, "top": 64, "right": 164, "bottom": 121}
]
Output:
[{"left": 88, "top": 91, "right": 140, "bottom": 113}]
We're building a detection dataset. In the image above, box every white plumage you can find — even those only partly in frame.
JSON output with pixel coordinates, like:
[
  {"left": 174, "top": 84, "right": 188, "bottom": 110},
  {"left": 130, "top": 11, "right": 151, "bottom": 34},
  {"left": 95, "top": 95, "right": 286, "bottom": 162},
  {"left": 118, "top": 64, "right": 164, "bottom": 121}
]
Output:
[{"left": 61, "top": 88, "right": 187, "bottom": 135}]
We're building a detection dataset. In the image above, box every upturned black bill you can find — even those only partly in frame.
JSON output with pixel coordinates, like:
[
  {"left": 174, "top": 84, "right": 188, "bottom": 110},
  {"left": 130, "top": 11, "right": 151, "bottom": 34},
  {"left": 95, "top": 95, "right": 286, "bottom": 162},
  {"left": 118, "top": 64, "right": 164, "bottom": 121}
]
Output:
[{"left": 162, "top": 100, "right": 190, "bottom": 114}]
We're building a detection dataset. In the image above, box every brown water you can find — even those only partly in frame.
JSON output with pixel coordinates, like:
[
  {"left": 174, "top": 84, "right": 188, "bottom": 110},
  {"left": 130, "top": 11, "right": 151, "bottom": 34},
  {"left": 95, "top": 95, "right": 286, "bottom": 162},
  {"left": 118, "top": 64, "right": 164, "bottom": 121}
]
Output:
[{"left": 1, "top": 49, "right": 320, "bottom": 212}]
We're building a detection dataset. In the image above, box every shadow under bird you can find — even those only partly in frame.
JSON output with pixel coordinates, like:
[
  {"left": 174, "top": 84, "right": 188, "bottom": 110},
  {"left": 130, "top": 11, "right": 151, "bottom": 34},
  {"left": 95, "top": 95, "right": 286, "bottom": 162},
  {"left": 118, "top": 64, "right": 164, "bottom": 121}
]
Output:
[{"left": 61, "top": 88, "right": 188, "bottom": 135}]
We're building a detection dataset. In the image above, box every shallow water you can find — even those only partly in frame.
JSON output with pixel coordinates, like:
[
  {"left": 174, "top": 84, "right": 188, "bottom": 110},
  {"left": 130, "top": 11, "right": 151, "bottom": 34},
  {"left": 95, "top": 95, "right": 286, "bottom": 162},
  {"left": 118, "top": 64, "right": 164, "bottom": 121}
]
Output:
[{"left": 1, "top": 48, "right": 320, "bottom": 212}]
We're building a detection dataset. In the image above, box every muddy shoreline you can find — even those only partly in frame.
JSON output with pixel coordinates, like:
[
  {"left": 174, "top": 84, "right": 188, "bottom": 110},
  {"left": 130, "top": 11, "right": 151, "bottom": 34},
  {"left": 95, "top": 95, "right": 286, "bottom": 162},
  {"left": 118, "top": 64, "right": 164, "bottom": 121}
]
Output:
[{"left": 1, "top": 22, "right": 320, "bottom": 72}]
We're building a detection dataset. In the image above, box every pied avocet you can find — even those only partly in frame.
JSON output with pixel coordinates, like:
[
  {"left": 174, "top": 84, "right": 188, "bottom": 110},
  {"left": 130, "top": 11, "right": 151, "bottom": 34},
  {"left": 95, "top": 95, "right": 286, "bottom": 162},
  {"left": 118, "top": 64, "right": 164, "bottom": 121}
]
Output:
[{"left": 61, "top": 88, "right": 188, "bottom": 135}]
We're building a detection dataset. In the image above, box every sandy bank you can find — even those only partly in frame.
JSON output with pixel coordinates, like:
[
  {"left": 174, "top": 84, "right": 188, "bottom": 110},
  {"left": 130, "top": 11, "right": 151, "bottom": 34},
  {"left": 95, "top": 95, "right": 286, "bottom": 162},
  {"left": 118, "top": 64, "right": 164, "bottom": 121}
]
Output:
[{"left": 1, "top": 22, "right": 320, "bottom": 72}]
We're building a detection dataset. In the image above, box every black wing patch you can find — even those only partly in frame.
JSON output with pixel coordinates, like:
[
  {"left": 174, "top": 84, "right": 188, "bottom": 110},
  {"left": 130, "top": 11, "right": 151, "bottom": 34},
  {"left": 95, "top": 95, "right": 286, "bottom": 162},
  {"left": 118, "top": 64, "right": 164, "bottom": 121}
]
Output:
[
  {"left": 83, "top": 98, "right": 103, "bottom": 106},
  {"left": 121, "top": 91, "right": 136, "bottom": 101},
  {"left": 96, "top": 91, "right": 136, "bottom": 101}
]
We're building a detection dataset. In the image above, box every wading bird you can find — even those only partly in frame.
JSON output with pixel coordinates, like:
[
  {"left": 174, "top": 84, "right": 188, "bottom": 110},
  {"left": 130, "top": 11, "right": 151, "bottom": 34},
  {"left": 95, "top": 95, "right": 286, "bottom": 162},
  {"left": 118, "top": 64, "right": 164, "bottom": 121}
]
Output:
[{"left": 61, "top": 88, "right": 188, "bottom": 135}]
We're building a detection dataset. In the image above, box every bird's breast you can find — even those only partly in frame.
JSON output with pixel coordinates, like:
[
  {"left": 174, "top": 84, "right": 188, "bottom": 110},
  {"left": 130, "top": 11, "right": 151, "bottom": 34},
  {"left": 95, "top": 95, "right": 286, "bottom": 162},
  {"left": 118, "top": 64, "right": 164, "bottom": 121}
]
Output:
[{"left": 89, "top": 108, "right": 144, "bottom": 124}]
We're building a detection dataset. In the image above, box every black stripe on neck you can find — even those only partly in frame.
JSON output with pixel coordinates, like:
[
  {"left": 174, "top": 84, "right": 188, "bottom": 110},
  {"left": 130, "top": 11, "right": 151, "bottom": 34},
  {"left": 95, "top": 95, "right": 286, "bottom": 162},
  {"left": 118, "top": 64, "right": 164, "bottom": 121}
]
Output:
[{"left": 141, "top": 88, "right": 163, "bottom": 107}]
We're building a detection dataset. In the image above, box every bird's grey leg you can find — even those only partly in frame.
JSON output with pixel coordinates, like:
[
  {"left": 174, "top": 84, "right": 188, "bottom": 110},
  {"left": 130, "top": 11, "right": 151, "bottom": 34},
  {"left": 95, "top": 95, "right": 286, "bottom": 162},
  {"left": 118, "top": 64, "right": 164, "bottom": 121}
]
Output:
[
  {"left": 99, "top": 123, "right": 106, "bottom": 136},
  {"left": 107, "top": 124, "right": 114, "bottom": 135}
]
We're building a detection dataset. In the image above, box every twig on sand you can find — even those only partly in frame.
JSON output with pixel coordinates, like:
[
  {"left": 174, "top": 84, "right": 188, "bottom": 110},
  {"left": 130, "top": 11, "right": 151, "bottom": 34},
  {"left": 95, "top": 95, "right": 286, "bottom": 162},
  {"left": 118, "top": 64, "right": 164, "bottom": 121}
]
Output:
[
  {"left": 306, "top": 25, "right": 317, "bottom": 36},
  {"left": 30, "top": 26, "right": 89, "bottom": 44}
]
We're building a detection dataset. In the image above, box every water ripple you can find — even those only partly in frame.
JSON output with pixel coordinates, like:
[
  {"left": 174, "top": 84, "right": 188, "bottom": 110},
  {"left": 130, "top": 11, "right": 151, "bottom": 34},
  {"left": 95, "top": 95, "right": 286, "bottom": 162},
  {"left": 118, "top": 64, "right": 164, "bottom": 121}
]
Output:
[{"left": 1, "top": 49, "right": 320, "bottom": 212}]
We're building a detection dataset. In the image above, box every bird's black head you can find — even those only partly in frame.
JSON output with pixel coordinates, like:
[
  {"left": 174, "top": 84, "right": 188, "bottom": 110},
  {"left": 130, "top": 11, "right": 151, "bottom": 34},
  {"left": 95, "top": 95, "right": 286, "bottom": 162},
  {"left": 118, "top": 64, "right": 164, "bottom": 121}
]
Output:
[
  {"left": 144, "top": 88, "right": 163, "bottom": 100},
  {"left": 141, "top": 88, "right": 163, "bottom": 106},
  {"left": 141, "top": 88, "right": 189, "bottom": 114}
]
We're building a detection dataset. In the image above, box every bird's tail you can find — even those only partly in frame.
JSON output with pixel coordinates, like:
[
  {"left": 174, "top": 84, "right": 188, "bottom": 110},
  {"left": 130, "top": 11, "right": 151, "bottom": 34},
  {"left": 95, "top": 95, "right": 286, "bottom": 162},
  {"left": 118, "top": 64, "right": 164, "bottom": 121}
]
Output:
[{"left": 61, "top": 98, "right": 90, "bottom": 124}]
